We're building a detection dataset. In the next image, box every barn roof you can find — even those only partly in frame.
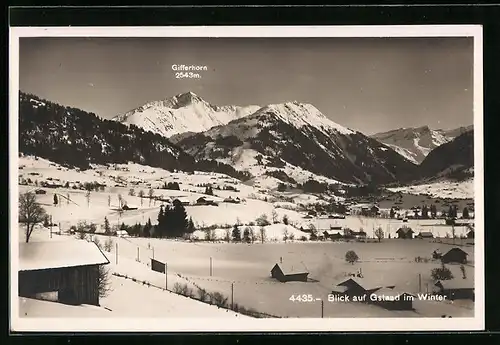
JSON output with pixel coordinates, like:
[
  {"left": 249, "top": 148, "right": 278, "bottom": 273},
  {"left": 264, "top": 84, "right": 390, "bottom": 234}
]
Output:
[
  {"left": 443, "top": 247, "right": 468, "bottom": 256},
  {"left": 397, "top": 227, "right": 414, "bottom": 233},
  {"left": 337, "top": 276, "right": 396, "bottom": 292},
  {"left": 435, "top": 279, "right": 473, "bottom": 290},
  {"left": 418, "top": 232, "right": 434, "bottom": 237},
  {"left": 373, "top": 287, "right": 415, "bottom": 299},
  {"left": 19, "top": 240, "right": 110, "bottom": 271},
  {"left": 273, "top": 262, "right": 308, "bottom": 275}
]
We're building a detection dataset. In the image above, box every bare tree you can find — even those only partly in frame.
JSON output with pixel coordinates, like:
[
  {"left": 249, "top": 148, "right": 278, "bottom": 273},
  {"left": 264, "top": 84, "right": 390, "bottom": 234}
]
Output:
[
  {"left": 85, "top": 190, "right": 91, "bottom": 207},
  {"left": 66, "top": 193, "right": 70, "bottom": 205},
  {"left": 107, "top": 195, "right": 111, "bottom": 207},
  {"left": 283, "top": 227, "right": 289, "bottom": 243},
  {"left": 117, "top": 194, "right": 123, "bottom": 209},
  {"left": 129, "top": 188, "right": 135, "bottom": 196},
  {"left": 250, "top": 228, "right": 257, "bottom": 244},
  {"left": 148, "top": 188, "right": 154, "bottom": 206},
  {"left": 375, "top": 227, "right": 384, "bottom": 242},
  {"left": 259, "top": 226, "right": 267, "bottom": 244},
  {"left": 19, "top": 192, "right": 47, "bottom": 243},
  {"left": 98, "top": 265, "right": 112, "bottom": 298},
  {"left": 272, "top": 209, "right": 278, "bottom": 224},
  {"left": 224, "top": 228, "right": 231, "bottom": 243},
  {"left": 138, "top": 190, "right": 145, "bottom": 206}
]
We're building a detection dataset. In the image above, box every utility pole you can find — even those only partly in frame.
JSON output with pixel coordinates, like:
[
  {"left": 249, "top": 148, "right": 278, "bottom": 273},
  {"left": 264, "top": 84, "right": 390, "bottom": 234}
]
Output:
[
  {"left": 418, "top": 273, "right": 422, "bottom": 293},
  {"left": 210, "top": 257, "right": 213, "bottom": 277},
  {"left": 50, "top": 215, "right": 53, "bottom": 239},
  {"left": 115, "top": 242, "right": 118, "bottom": 265},
  {"left": 165, "top": 263, "right": 168, "bottom": 291},
  {"left": 152, "top": 247, "right": 155, "bottom": 259},
  {"left": 231, "top": 282, "right": 234, "bottom": 310},
  {"left": 321, "top": 300, "right": 324, "bottom": 318},
  {"left": 137, "top": 247, "right": 140, "bottom": 262}
]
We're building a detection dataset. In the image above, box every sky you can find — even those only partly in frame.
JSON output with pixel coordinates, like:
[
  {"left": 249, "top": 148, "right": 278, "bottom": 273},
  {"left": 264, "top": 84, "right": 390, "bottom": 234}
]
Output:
[{"left": 19, "top": 36, "right": 474, "bottom": 135}]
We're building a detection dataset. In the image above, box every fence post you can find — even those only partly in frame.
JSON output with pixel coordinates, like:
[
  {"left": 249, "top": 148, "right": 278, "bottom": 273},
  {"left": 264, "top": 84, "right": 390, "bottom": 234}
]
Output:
[
  {"left": 231, "top": 282, "right": 234, "bottom": 310},
  {"left": 321, "top": 300, "right": 324, "bottom": 318},
  {"left": 116, "top": 242, "right": 118, "bottom": 264},
  {"left": 165, "top": 263, "right": 168, "bottom": 291}
]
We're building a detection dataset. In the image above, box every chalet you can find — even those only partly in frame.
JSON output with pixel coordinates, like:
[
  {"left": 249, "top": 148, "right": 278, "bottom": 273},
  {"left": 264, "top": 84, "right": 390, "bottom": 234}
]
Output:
[
  {"left": 434, "top": 280, "right": 474, "bottom": 300},
  {"left": 121, "top": 204, "right": 138, "bottom": 211},
  {"left": 173, "top": 198, "right": 191, "bottom": 206},
  {"left": 34, "top": 189, "right": 47, "bottom": 195},
  {"left": 323, "top": 230, "right": 343, "bottom": 240},
  {"left": 115, "top": 230, "right": 130, "bottom": 238},
  {"left": 223, "top": 197, "right": 240, "bottom": 204},
  {"left": 196, "top": 197, "right": 210, "bottom": 205},
  {"left": 332, "top": 277, "right": 395, "bottom": 298},
  {"left": 369, "top": 287, "right": 415, "bottom": 311},
  {"left": 467, "top": 229, "right": 474, "bottom": 239},
  {"left": 417, "top": 231, "right": 434, "bottom": 239},
  {"left": 352, "top": 230, "right": 367, "bottom": 239},
  {"left": 271, "top": 263, "right": 309, "bottom": 283},
  {"left": 330, "top": 225, "right": 343, "bottom": 230},
  {"left": 396, "top": 227, "right": 414, "bottom": 239},
  {"left": 441, "top": 247, "right": 468, "bottom": 264},
  {"left": 18, "top": 241, "right": 109, "bottom": 306}
]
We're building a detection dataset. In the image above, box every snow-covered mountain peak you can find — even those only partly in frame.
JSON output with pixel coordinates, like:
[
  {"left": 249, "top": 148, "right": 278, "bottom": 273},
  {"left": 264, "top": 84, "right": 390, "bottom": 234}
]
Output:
[
  {"left": 112, "top": 93, "right": 261, "bottom": 138},
  {"left": 254, "top": 101, "right": 356, "bottom": 136}
]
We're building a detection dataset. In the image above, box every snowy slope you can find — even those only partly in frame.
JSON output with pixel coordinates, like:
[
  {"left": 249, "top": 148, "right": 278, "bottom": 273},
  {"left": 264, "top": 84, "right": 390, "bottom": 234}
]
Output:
[
  {"left": 370, "top": 125, "right": 471, "bottom": 165},
  {"left": 113, "top": 92, "right": 261, "bottom": 138},
  {"left": 176, "top": 102, "right": 416, "bottom": 185}
]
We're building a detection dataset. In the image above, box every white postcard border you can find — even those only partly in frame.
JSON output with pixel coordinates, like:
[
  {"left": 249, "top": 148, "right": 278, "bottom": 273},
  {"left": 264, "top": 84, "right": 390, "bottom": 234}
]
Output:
[{"left": 9, "top": 25, "right": 484, "bottom": 332}]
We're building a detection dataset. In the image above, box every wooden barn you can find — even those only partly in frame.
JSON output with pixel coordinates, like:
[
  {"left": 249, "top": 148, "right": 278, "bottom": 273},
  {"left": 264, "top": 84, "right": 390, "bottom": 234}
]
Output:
[
  {"left": 271, "top": 263, "right": 309, "bottom": 282},
  {"left": 396, "top": 226, "right": 414, "bottom": 239},
  {"left": 441, "top": 247, "right": 468, "bottom": 264},
  {"left": 18, "top": 241, "right": 110, "bottom": 306},
  {"left": 434, "top": 279, "right": 474, "bottom": 300},
  {"left": 323, "top": 230, "right": 343, "bottom": 240},
  {"left": 467, "top": 229, "right": 474, "bottom": 239},
  {"left": 332, "top": 277, "right": 394, "bottom": 298},
  {"left": 369, "top": 287, "right": 415, "bottom": 311},
  {"left": 417, "top": 231, "right": 434, "bottom": 239}
]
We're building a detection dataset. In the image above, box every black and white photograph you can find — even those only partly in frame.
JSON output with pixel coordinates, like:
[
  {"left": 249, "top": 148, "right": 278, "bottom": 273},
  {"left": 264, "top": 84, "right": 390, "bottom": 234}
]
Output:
[{"left": 9, "top": 26, "right": 484, "bottom": 332}]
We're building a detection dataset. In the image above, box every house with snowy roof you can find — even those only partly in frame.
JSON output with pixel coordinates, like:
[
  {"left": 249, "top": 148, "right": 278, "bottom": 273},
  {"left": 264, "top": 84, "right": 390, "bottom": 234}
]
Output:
[
  {"left": 270, "top": 262, "right": 309, "bottom": 282},
  {"left": 18, "top": 240, "right": 110, "bottom": 306}
]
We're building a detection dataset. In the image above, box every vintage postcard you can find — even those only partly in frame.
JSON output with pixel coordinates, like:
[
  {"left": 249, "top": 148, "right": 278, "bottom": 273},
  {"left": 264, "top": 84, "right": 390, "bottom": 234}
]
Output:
[{"left": 9, "top": 25, "right": 484, "bottom": 332}]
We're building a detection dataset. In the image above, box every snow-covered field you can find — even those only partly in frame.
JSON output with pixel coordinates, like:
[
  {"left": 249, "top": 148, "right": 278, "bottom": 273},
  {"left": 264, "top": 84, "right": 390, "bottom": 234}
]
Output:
[
  {"left": 15, "top": 155, "right": 476, "bottom": 319},
  {"left": 388, "top": 179, "right": 474, "bottom": 200}
]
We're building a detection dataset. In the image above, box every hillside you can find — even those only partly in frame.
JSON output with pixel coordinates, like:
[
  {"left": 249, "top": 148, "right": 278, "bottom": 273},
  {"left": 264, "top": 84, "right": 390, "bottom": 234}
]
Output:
[
  {"left": 174, "top": 102, "right": 417, "bottom": 185},
  {"left": 418, "top": 129, "right": 474, "bottom": 180},
  {"left": 370, "top": 125, "right": 472, "bottom": 165},
  {"left": 18, "top": 92, "right": 251, "bottom": 181}
]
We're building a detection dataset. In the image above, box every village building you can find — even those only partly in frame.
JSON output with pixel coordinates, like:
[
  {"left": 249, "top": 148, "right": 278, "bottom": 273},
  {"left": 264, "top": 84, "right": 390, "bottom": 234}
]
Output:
[
  {"left": 417, "top": 231, "right": 434, "bottom": 239},
  {"left": 323, "top": 230, "right": 343, "bottom": 240},
  {"left": 434, "top": 280, "right": 474, "bottom": 300},
  {"left": 396, "top": 226, "right": 414, "bottom": 239},
  {"left": 115, "top": 230, "right": 130, "bottom": 238},
  {"left": 441, "top": 247, "right": 468, "bottom": 264},
  {"left": 369, "top": 287, "right": 415, "bottom": 311},
  {"left": 467, "top": 229, "right": 474, "bottom": 239},
  {"left": 34, "top": 189, "right": 47, "bottom": 195},
  {"left": 270, "top": 263, "right": 309, "bottom": 282},
  {"left": 18, "top": 241, "right": 110, "bottom": 306}
]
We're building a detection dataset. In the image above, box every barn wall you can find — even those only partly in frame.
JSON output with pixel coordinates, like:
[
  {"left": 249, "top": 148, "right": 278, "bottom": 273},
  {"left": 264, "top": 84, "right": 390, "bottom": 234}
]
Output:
[{"left": 19, "top": 265, "right": 101, "bottom": 306}]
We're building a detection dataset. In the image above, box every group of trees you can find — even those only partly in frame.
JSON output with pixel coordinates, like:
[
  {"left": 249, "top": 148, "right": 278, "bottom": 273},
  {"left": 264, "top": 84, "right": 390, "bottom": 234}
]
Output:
[{"left": 155, "top": 200, "right": 195, "bottom": 238}]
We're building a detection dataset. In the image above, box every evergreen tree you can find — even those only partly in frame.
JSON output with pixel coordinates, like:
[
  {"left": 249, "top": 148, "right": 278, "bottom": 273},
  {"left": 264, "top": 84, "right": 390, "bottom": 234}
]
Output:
[
  {"left": 232, "top": 224, "right": 241, "bottom": 242},
  {"left": 390, "top": 207, "right": 395, "bottom": 219},
  {"left": 53, "top": 194, "right": 58, "bottom": 206},
  {"left": 187, "top": 217, "right": 195, "bottom": 233},
  {"left": 448, "top": 205, "right": 454, "bottom": 218},
  {"left": 430, "top": 204, "right": 437, "bottom": 218},
  {"left": 104, "top": 216, "right": 110, "bottom": 234},
  {"left": 243, "top": 227, "right": 251, "bottom": 243},
  {"left": 422, "top": 205, "right": 429, "bottom": 219},
  {"left": 462, "top": 207, "right": 470, "bottom": 219},
  {"left": 143, "top": 218, "right": 152, "bottom": 238}
]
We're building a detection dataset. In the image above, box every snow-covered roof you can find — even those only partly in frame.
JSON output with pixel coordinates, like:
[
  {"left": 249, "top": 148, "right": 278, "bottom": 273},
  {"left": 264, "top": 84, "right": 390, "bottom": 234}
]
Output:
[
  {"left": 435, "top": 279, "right": 473, "bottom": 290},
  {"left": 19, "top": 240, "right": 109, "bottom": 271},
  {"left": 273, "top": 262, "right": 308, "bottom": 275}
]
